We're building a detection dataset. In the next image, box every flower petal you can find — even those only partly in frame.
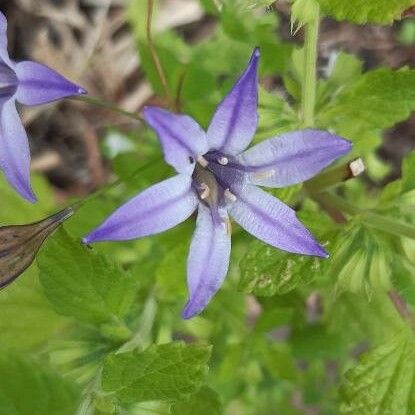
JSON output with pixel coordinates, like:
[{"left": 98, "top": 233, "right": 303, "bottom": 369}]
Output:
[
  {"left": 0, "top": 12, "right": 14, "bottom": 68},
  {"left": 0, "top": 98, "right": 36, "bottom": 202},
  {"left": 207, "top": 48, "right": 260, "bottom": 155},
  {"left": 238, "top": 130, "right": 352, "bottom": 187},
  {"left": 83, "top": 175, "right": 198, "bottom": 243},
  {"left": 15, "top": 61, "right": 86, "bottom": 106},
  {"left": 182, "top": 203, "right": 231, "bottom": 319},
  {"left": 229, "top": 184, "right": 327, "bottom": 257},
  {"left": 144, "top": 106, "right": 208, "bottom": 174}
]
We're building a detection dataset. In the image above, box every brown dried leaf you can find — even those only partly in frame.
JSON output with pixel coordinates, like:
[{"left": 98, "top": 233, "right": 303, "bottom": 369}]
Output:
[{"left": 0, "top": 207, "right": 75, "bottom": 289}]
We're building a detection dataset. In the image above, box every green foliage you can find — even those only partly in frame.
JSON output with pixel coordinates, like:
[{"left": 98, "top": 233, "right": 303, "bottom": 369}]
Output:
[
  {"left": 37, "top": 230, "right": 136, "bottom": 326},
  {"left": 239, "top": 239, "right": 325, "bottom": 296},
  {"left": 171, "top": 386, "right": 222, "bottom": 415},
  {"left": 0, "top": 270, "right": 65, "bottom": 353},
  {"left": 340, "top": 330, "right": 415, "bottom": 415},
  {"left": 102, "top": 342, "right": 211, "bottom": 404},
  {"left": 316, "top": 0, "right": 415, "bottom": 24},
  {"left": 3, "top": 2, "right": 415, "bottom": 414},
  {"left": 0, "top": 354, "right": 80, "bottom": 415},
  {"left": 321, "top": 68, "right": 415, "bottom": 131}
]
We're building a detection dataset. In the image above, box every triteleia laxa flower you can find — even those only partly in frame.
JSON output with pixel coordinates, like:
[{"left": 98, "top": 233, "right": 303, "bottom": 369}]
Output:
[
  {"left": 0, "top": 11, "right": 86, "bottom": 202},
  {"left": 83, "top": 48, "right": 352, "bottom": 319}
]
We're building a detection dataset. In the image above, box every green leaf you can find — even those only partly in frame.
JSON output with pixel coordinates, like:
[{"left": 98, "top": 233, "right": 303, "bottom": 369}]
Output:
[
  {"left": 340, "top": 330, "right": 415, "bottom": 415},
  {"left": 329, "top": 221, "right": 392, "bottom": 295},
  {"left": 171, "top": 386, "right": 222, "bottom": 415},
  {"left": 322, "top": 68, "right": 415, "bottom": 130},
  {"left": 0, "top": 354, "right": 80, "bottom": 415},
  {"left": 0, "top": 269, "right": 65, "bottom": 353},
  {"left": 102, "top": 342, "right": 211, "bottom": 404},
  {"left": 37, "top": 230, "right": 136, "bottom": 325},
  {"left": 316, "top": 0, "right": 415, "bottom": 24},
  {"left": 239, "top": 239, "right": 325, "bottom": 296}
]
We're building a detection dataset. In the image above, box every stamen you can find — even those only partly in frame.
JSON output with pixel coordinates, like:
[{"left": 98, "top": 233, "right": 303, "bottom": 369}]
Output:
[
  {"left": 218, "top": 156, "right": 229, "bottom": 166},
  {"left": 253, "top": 170, "right": 275, "bottom": 180},
  {"left": 199, "top": 183, "right": 210, "bottom": 200},
  {"left": 224, "top": 188, "right": 237, "bottom": 203},
  {"left": 221, "top": 218, "right": 232, "bottom": 235},
  {"left": 197, "top": 156, "right": 209, "bottom": 168}
]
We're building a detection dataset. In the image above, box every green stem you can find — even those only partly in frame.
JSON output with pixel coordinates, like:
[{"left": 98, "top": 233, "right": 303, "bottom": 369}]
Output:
[
  {"left": 73, "top": 95, "right": 143, "bottom": 122},
  {"left": 301, "top": 4, "right": 320, "bottom": 127}
]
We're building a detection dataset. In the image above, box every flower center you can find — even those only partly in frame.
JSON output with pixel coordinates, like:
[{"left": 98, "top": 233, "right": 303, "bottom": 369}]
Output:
[
  {"left": 0, "top": 62, "right": 18, "bottom": 98},
  {"left": 192, "top": 151, "right": 246, "bottom": 209}
]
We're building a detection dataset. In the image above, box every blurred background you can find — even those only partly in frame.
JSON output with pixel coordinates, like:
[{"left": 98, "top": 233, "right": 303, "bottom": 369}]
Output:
[
  {"left": 1, "top": 1, "right": 415, "bottom": 414},
  {"left": 2, "top": 0, "right": 415, "bottom": 198}
]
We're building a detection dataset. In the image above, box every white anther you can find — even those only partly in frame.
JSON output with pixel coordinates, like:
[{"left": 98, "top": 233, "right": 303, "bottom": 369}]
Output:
[
  {"left": 199, "top": 183, "right": 210, "bottom": 200},
  {"left": 197, "top": 156, "right": 209, "bottom": 168},
  {"left": 218, "top": 156, "right": 229, "bottom": 166},
  {"left": 224, "top": 188, "right": 237, "bottom": 203},
  {"left": 349, "top": 158, "right": 365, "bottom": 177}
]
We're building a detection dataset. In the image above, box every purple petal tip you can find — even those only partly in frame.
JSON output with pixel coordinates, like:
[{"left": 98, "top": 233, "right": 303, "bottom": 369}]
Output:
[
  {"left": 82, "top": 236, "right": 93, "bottom": 245},
  {"left": 316, "top": 245, "right": 329, "bottom": 258},
  {"left": 78, "top": 87, "right": 87, "bottom": 95},
  {"left": 181, "top": 304, "right": 198, "bottom": 320}
]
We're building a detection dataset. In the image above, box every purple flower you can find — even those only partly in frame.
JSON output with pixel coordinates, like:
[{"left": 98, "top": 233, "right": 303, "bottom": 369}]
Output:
[
  {"left": 84, "top": 48, "right": 351, "bottom": 319},
  {"left": 0, "top": 12, "right": 86, "bottom": 202}
]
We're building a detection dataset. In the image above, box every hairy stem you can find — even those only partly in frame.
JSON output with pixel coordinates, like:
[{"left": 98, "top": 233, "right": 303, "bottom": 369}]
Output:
[
  {"left": 388, "top": 290, "right": 415, "bottom": 330},
  {"left": 301, "top": 5, "right": 320, "bottom": 127},
  {"left": 74, "top": 95, "right": 143, "bottom": 122},
  {"left": 146, "top": 0, "right": 173, "bottom": 108}
]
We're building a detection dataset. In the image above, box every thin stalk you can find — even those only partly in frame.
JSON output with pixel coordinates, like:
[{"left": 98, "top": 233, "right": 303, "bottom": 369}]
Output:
[
  {"left": 73, "top": 95, "right": 143, "bottom": 122},
  {"left": 146, "top": 0, "right": 173, "bottom": 108},
  {"left": 301, "top": 5, "right": 320, "bottom": 127},
  {"left": 388, "top": 290, "right": 415, "bottom": 330},
  {"left": 305, "top": 158, "right": 365, "bottom": 194}
]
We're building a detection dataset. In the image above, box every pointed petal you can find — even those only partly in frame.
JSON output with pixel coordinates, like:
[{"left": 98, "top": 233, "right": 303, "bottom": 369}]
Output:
[
  {"left": 0, "top": 99, "right": 36, "bottom": 202},
  {"left": 229, "top": 185, "right": 327, "bottom": 257},
  {"left": 207, "top": 48, "right": 260, "bottom": 155},
  {"left": 239, "top": 130, "right": 352, "bottom": 187},
  {"left": 182, "top": 204, "right": 231, "bottom": 319},
  {"left": 0, "top": 12, "right": 14, "bottom": 68},
  {"left": 144, "top": 106, "right": 208, "bottom": 174},
  {"left": 83, "top": 175, "right": 198, "bottom": 243},
  {"left": 15, "top": 61, "right": 86, "bottom": 106}
]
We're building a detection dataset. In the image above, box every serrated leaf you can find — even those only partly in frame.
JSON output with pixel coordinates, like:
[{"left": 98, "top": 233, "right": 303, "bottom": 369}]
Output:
[
  {"left": 102, "top": 342, "right": 211, "bottom": 404},
  {"left": 37, "top": 230, "right": 136, "bottom": 325},
  {"left": 239, "top": 239, "right": 325, "bottom": 296},
  {"left": 330, "top": 222, "right": 392, "bottom": 295},
  {"left": 316, "top": 0, "right": 415, "bottom": 24},
  {"left": 340, "top": 330, "right": 415, "bottom": 415},
  {"left": 0, "top": 354, "right": 80, "bottom": 415},
  {"left": 322, "top": 68, "right": 415, "bottom": 130},
  {"left": 171, "top": 386, "right": 222, "bottom": 415}
]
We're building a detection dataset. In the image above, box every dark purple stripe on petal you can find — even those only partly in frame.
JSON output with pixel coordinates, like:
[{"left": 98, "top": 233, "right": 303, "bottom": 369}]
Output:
[
  {"left": 207, "top": 48, "right": 260, "bottom": 156},
  {"left": 15, "top": 61, "right": 86, "bottom": 106},
  {"left": 144, "top": 106, "right": 208, "bottom": 174},
  {"left": 182, "top": 204, "right": 231, "bottom": 319},
  {"left": 83, "top": 175, "right": 198, "bottom": 243},
  {"left": 229, "top": 184, "right": 327, "bottom": 257},
  {"left": 238, "top": 130, "right": 352, "bottom": 188}
]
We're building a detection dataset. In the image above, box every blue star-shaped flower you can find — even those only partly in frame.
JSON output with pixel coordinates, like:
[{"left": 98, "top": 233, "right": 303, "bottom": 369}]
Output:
[
  {"left": 0, "top": 12, "right": 86, "bottom": 202},
  {"left": 84, "top": 49, "right": 351, "bottom": 319}
]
